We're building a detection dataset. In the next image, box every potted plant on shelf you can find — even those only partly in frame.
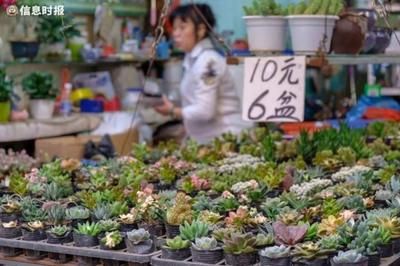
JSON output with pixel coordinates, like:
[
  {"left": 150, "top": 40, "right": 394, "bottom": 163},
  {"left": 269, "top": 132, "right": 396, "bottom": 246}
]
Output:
[
  {"left": 100, "top": 231, "right": 124, "bottom": 250},
  {"left": 46, "top": 225, "right": 72, "bottom": 244},
  {"left": 165, "top": 192, "right": 193, "bottom": 238},
  {"left": 292, "top": 242, "right": 334, "bottom": 266},
  {"left": 65, "top": 206, "right": 90, "bottom": 228},
  {"left": 0, "top": 197, "right": 21, "bottom": 222},
  {"left": 287, "top": 0, "right": 344, "bottom": 54},
  {"left": 223, "top": 232, "right": 258, "bottom": 266},
  {"left": 22, "top": 72, "right": 57, "bottom": 120},
  {"left": 331, "top": 250, "right": 368, "bottom": 266},
  {"left": 179, "top": 220, "right": 209, "bottom": 242},
  {"left": 73, "top": 221, "right": 101, "bottom": 247},
  {"left": 259, "top": 245, "right": 291, "bottom": 266},
  {"left": 35, "top": 15, "right": 81, "bottom": 61},
  {"left": 161, "top": 236, "right": 191, "bottom": 260},
  {"left": 0, "top": 68, "right": 13, "bottom": 123},
  {"left": 242, "top": 0, "right": 287, "bottom": 52},
  {"left": 118, "top": 213, "right": 137, "bottom": 233},
  {"left": 191, "top": 237, "right": 224, "bottom": 264},
  {"left": 0, "top": 221, "right": 21, "bottom": 239},
  {"left": 125, "top": 228, "right": 155, "bottom": 254},
  {"left": 8, "top": 16, "right": 40, "bottom": 60}
]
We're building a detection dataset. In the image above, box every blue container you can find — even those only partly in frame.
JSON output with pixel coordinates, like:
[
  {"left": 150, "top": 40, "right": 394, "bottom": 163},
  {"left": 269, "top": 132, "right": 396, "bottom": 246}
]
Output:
[
  {"left": 10, "top": 41, "right": 40, "bottom": 60},
  {"left": 80, "top": 99, "right": 104, "bottom": 113}
]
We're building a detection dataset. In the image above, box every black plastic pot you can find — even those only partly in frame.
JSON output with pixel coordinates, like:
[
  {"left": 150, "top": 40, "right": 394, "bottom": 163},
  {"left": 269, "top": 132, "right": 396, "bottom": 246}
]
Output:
[
  {"left": 125, "top": 238, "right": 154, "bottom": 254},
  {"left": 22, "top": 228, "right": 47, "bottom": 241},
  {"left": 46, "top": 231, "right": 73, "bottom": 244},
  {"left": 120, "top": 223, "right": 138, "bottom": 233},
  {"left": 224, "top": 252, "right": 257, "bottom": 266},
  {"left": 393, "top": 238, "right": 400, "bottom": 253},
  {"left": 378, "top": 243, "right": 393, "bottom": 258},
  {"left": 77, "top": 256, "right": 99, "bottom": 266},
  {"left": 48, "top": 252, "right": 73, "bottom": 263},
  {"left": 165, "top": 224, "right": 180, "bottom": 238},
  {"left": 73, "top": 232, "right": 99, "bottom": 247},
  {"left": 260, "top": 255, "right": 291, "bottom": 266},
  {"left": 161, "top": 247, "right": 191, "bottom": 260},
  {"left": 0, "top": 227, "right": 21, "bottom": 239},
  {"left": 10, "top": 41, "right": 40, "bottom": 60},
  {"left": 191, "top": 246, "right": 224, "bottom": 264},
  {"left": 330, "top": 257, "right": 368, "bottom": 266},
  {"left": 0, "top": 213, "right": 19, "bottom": 223},
  {"left": 367, "top": 254, "right": 380, "bottom": 266},
  {"left": 1, "top": 246, "right": 22, "bottom": 257},
  {"left": 138, "top": 222, "right": 165, "bottom": 237},
  {"left": 24, "top": 249, "right": 47, "bottom": 260}
]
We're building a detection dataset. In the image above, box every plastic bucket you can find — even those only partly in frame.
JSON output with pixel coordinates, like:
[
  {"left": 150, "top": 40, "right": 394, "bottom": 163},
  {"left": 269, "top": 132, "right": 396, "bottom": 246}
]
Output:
[
  {"left": 287, "top": 15, "right": 339, "bottom": 54},
  {"left": 243, "top": 16, "right": 287, "bottom": 52},
  {"left": 0, "top": 101, "right": 10, "bottom": 123}
]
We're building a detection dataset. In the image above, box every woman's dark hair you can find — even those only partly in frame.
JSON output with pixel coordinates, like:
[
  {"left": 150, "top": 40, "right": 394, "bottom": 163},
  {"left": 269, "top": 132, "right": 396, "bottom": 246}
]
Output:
[{"left": 169, "top": 4, "right": 216, "bottom": 39}]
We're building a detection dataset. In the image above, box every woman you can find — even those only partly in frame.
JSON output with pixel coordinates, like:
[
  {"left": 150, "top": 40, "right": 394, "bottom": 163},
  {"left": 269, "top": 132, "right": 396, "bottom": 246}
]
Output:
[{"left": 155, "top": 3, "right": 252, "bottom": 144}]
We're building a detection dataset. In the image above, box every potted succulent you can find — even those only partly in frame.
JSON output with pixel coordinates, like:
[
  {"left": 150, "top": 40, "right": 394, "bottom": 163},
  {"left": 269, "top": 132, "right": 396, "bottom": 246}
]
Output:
[
  {"left": 0, "top": 197, "right": 21, "bottom": 222},
  {"left": 255, "top": 233, "right": 275, "bottom": 249},
  {"left": 0, "top": 221, "right": 21, "bottom": 239},
  {"left": 73, "top": 222, "right": 101, "bottom": 247},
  {"left": 223, "top": 233, "right": 258, "bottom": 266},
  {"left": 22, "top": 72, "right": 57, "bottom": 120},
  {"left": 46, "top": 225, "right": 72, "bottom": 244},
  {"left": 65, "top": 206, "right": 90, "bottom": 228},
  {"left": 98, "top": 219, "right": 120, "bottom": 239},
  {"left": 242, "top": 0, "right": 287, "bottom": 52},
  {"left": 376, "top": 227, "right": 393, "bottom": 258},
  {"left": 100, "top": 231, "right": 124, "bottom": 250},
  {"left": 191, "top": 237, "right": 224, "bottom": 264},
  {"left": 134, "top": 191, "right": 165, "bottom": 237},
  {"left": 0, "top": 68, "right": 13, "bottom": 123},
  {"left": 179, "top": 220, "right": 209, "bottom": 242},
  {"left": 165, "top": 192, "right": 193, "bottom": 238},
  {"left": 273, "top": 221, "right": 308, "bottom": 246},
  {"left": 125, "top": 228, "right": 155, "bottom": 254},
  {"left": 35, "top": 15, "right": 81, "bottom": 61},
  {"left": 287, "top": 0, "right": 344, "bottom": 54},
  {"left": 161, "top": 236, "right": 191, "bottom": 260},
  {"left": 21, "top": 221, "right": 47, "bottom": 241},
  {"left": 46, "top": 203, "right": 66, "bottom": 226},
  {"left": 292, "top": 242, "right": 334, "bottom": 266},
  {"left": 118, "top": 213, "right": 137, "bottom": 233},
  {"left": 331, "top": 250, "right": 368, "bottom": 266},
  {"left": 259, "top": 245, "right": 291, "bottom": 266}
]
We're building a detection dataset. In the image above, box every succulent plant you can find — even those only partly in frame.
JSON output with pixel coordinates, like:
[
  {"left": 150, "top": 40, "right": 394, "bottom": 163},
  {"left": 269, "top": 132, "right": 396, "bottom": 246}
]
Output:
[
  {"left": 118, "top": 213, "right": 136, "bottom": 225},
  {"left": 179, "top": 220, "right": 209, "bottom": 242},
  {"left": 101, "top": 231, "right": 123, "bottom": 248},
  {"left": 318, "top": 235, "right": 342, "bottom": 250},
  {"left": 369, "top": 216, "right": 400, "bottom": 239},
  {"left": 47, "top": 204, "right": 66, "bottom": 226},
  {"left": 93, "top": 204, "right": 113, "bottom": 221},
  {"left": 223, "top": 233, "right": 257, "bottom": 255},
  {"left": 193, "top": 237, "right": 219, "bottom": 250},
  {"left": 255, "top": 233, "right": 274, "bottom": 247},
  {"left": 22, "top": 221, "right": 44, "bottom": 232},
  {"left": 48, "top": 225, "right": 70, "bottom": 237},
  {"left": 99, "top": 219, "right": 120, "bottom": 233},
  {"left": 0, "top": 199, "right": 21, "bottom": 214},
  {"left": 322, "top": 198, "right": 343, "bottom": 218},
  {"left": 74, "top": 222, "right": 101, "bottom": 237},
  {"left": 164, "top": 236, "right": 191, "bottom": 250},
  {"left": 166, "top": 193, "right": 193, "bottom": 226},
  {"left": 126, "top": 228, "right": 151, "bottom": 245},
  {"left": 273, "top": 222, "right": 307, "bottom": 246},
  {"left": 332, "top": 250, "right": 366, "bottom": 264},
  {"left": 260, "top": 245, "right": 291, "bottom": 258},
  {"left": 304, "top": 222, "right": 319, "bottom": 242},
  {"left": 318, "top": 216, "right": 345, "bottom": 237},
  {"left": 44, "top": 183, "right": 67, "bottom": 201},
  {"left": 212, "top": 227, "right": 235, "bottom": 242},
  {"left": 293, "top": 242, "right": 333, "bottom": 260},
  {"left": 65, "top": 206, "right": 90, "bottom": 220},
  {"left": 375, "top": 190, "right": 393, "bottom": 201}
]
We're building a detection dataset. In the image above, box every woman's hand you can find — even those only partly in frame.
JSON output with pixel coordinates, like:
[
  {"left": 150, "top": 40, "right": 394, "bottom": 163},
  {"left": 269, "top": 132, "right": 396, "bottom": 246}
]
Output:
[{"left": 154, "top": 95, "right": 174, "bottom": 116}]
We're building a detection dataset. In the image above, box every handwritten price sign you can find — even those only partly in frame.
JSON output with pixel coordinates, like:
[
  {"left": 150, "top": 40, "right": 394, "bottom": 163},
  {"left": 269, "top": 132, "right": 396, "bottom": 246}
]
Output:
[{"left": 242, "top": 56, "right": 306, "bottom": 122}]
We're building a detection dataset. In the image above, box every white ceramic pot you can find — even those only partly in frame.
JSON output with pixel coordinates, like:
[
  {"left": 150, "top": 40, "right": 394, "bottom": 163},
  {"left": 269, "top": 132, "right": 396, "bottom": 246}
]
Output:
[
  {"left": 243, "top": 16, "right": 287, "bottom": 52},
  {"left": 287, "top": 15, "right": 339, "bottom": 54},
  {"left": 29, "top": 99, "right": 55, "bottom": 120}
]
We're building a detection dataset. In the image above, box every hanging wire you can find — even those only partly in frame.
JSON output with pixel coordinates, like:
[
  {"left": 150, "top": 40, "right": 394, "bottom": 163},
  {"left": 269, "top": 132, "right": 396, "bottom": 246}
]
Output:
[{"left": 121, "top": 0, "right": 171, "bottom": 151}]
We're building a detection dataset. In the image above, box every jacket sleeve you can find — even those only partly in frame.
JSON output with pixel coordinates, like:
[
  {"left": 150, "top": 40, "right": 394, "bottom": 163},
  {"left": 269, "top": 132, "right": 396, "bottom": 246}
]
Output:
[{"left": 182, "top": 52, "right": 226, "bottom": 122}]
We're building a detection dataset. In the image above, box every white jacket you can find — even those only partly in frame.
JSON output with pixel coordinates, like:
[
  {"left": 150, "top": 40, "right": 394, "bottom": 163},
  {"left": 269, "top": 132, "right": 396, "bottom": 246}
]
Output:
[{"left": 180, "top": 38, "right": 253, "bottom": 144}]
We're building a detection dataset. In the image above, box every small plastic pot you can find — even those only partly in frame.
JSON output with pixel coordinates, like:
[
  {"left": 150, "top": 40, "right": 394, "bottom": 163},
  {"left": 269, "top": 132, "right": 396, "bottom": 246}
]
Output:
[
  {"left": 165, "top": 223, "right": 180, "bottom": 238},
  {"left": 24, "top": 249, "right": 47, "bottom": 260},
  {"left": 393, "top": 238, "right": 400, "bottom": 253},
  {"left": 0, "top": 227, "right": 21, "bottom": 239},
  {"left": 0, "top": 213, "right": 19, "bottom": 223},
  {"left": 73, "top": 232, "right": 99, "bottom": 247},
  {"left": 22, "top": 229, "right": 47, "bottom": 241},
  {"left": 99, "top": 241, "right": 125, "bottom": 251},
  {"left": 120, "top": 223, "right": 137, "bottom": 233},
  {"left": 367, "top": 254, "right": 380, "bottom": 266},
  {"left": 125, "top": 238, "right": 154, "bottom": 254},
  {"left": 224, "top": 252, "right": 257, "bottom": 266},
  {"left": 1, "top": 246, "right": 22, "bottom": 257},
  {"left": 138, "top": 222, "right": 165, "bottom": 237},
  {"left": 260, "top": 255, "right": 291, "bottom": 266},
  {"left": 46, "top": 231, "right": 73, "bottom": 244},
  {"left": 378, "top": 243, "right": 393, "bottom": 258},
  {"left": 161, "top": 247, "right": 191, "bottom": 261},
  {"left": 191, "top": 246, "right": 224, "bottom": 264},
  {"left": 292, "top": 258, "right": 327, "bottom": 266}
]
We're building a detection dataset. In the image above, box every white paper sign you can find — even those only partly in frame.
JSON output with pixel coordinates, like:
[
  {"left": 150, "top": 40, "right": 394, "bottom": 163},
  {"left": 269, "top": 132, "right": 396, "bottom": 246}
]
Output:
[{"left": 242, "top": 56, "right": 306, "bottom": 122}]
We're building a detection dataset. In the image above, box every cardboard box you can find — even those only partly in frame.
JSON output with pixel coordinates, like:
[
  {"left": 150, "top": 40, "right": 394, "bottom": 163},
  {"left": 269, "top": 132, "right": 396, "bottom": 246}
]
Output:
[{"left": 35, "top": 129, "right": 138, "bottom": 161}]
